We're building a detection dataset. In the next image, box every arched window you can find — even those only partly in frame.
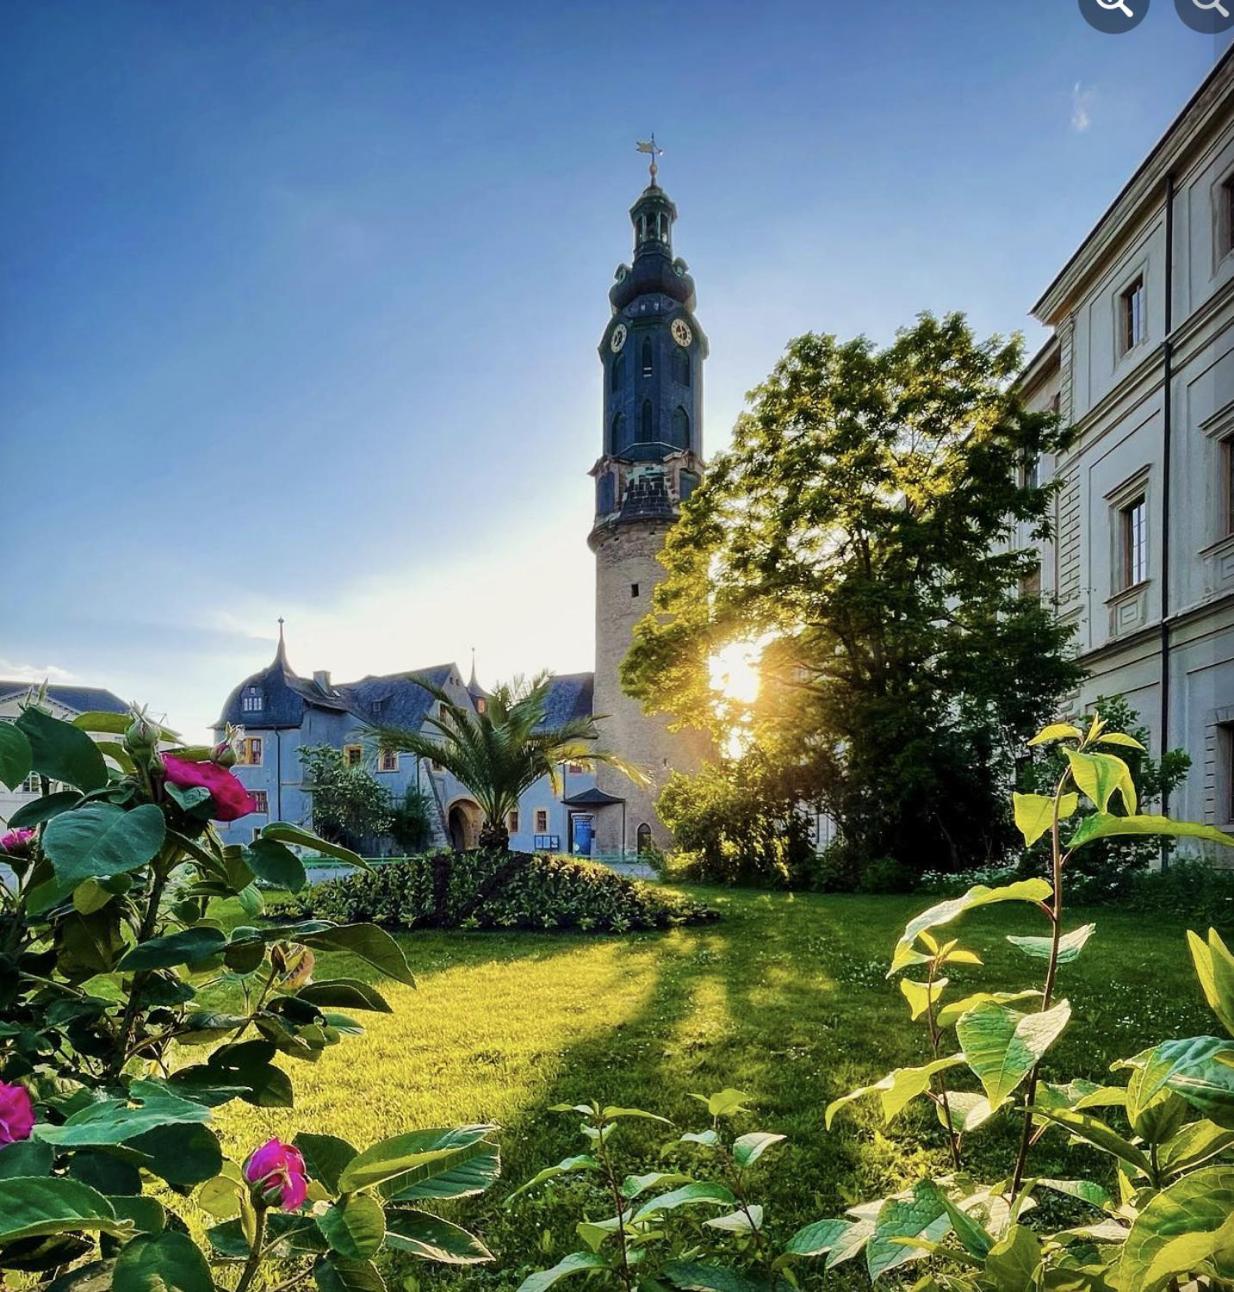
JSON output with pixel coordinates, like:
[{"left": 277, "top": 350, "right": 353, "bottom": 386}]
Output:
[
  {"left": 610, "top": 413, "right": 625, "bottom": 453},
  {"left": 636, "top": 823, "right": 652, "bottom": 855},
  {"left": 641, "top": 400, "right": 654, "bottom": 442},
  {"left": 611, "top": 354, "right": 624, "bottom": 392},
  {"left": 596, "top": 471, "right": 615, "bottom": 514},
  {"left": 641, "top": 337, "right": 653, "bottom": 378},
  {"left": 671, "top": 406, "right": 689, "bottom": 448},
  {"left": 672, "top": 347, "right": 690, "bottom": 387}
]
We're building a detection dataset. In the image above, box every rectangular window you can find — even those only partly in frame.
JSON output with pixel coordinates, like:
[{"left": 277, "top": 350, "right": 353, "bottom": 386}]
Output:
[
  {"left": 241, "top": 693, "right": 263, "bottom": 713},
  {"left": 566, "top": 761, "right": 588, "bottom": 775},
  {"left": 1222, "top": 723, "right": 1234, "bottom": 825},
  {"left": 21, "top": 772, "right": 41, "bottom": 793},
  {"left": 507, "top": 810, "right": 520, "bottom": 834},
  {"left": 1120, "top": 275, "right": 1146, "bottom": 354},
  {"left": 250, "top": 790, "right": 268, "bottom": 814},
  {"left": 1225, "top": 437, "right": 1234, "bottom": 538},
  {"left": 237, "top": 737, "right": 263, "bottom": 766},
  {"left": 631, "top": 583, "right": 640, "bottom": 598},
  {"left": 1020, "top": 563, "right": 1041, "bottom": 600},
  {"left": 1222, "top": 177, "right": 1234, "bottom": 260},
  {"left": 534, "top": 808, "right": 549, "bottom": 833},
  {"left": 1019, "top": 453, "right": 1040, "bottom": 491},
  {"left": 343, "top": 744, "right": 363, "bottom": 768},
  {"left": 378, "top": 749, "right": 398, "bottom": 773},
  {"left": 1119, "top": 495, "right": 1147, "bottom": 589}
]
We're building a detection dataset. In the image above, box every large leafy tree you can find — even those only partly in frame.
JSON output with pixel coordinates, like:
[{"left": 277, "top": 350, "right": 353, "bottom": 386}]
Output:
[
  {"left": 372, "top": 675, "right": 646, "bottom": 850},
  {"left": 624, "top": 313, "right": 1083, "bottom": 875}
]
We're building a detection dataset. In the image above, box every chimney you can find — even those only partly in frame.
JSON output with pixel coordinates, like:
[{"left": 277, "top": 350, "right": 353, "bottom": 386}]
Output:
[{"left": 313, "top": 670, "right": 331, "bottom": 692}]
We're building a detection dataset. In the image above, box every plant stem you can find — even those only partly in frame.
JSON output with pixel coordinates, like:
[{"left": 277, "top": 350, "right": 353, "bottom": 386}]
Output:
[
  {"left": 595, "top": 1128, "right": 634, "bottom": 1292},
  {"left": 924, "top": 961, "right": 962, "bottom": 1171},
  {"left": 1010, "top": 766, "right": 1071, "bottom": 1196},
  {"left": 235, "top": 1204, "right": 268, "bottom": 1292},
  {"left": 109, "top": 849, "right": 174, "bottom": 1079}
]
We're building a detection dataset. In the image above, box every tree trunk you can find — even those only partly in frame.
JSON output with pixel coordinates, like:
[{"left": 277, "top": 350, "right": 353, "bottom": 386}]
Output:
[{"left": 478, "top": 819, "right": 509, "bottom": 851}]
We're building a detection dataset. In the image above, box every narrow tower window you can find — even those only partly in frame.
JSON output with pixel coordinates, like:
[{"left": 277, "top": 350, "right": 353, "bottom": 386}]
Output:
[
  {"left": 672, "top": 347, "right": 690, "bottom": 387},
  {"left": 610, "top": 413, "right": 625, "bottom": 453},
  {"left": 641, "top": 337, "right": 653, "bottom": 378},
  {"left": 641, "top": 400, "right": 653, "bottom": 441},
  {"left": 611, "top": 354, "right": 624, "bottom": 392},
  {"left": 671, "top": 406, "right": 689, "bottom": 448}
]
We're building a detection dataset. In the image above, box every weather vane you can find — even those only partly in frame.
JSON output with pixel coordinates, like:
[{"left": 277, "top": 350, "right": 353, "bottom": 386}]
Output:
[{"left": 636, "top": 134, "right": 663, "bottom": 184}]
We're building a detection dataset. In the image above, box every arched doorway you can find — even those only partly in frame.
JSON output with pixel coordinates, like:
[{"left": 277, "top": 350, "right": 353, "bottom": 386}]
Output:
[
  {"left": 636, "top": 822, "right": 653, "bottom": 855},
  {"left": 447, "top": 798, "right": 481, "bottom": 851}
]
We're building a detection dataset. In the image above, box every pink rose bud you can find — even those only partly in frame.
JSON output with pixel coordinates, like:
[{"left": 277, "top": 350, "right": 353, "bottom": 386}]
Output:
[
  {"left": 211, "top": 740, "right": 238, "bottom": 769},
  {"left": 123, "top": 709, "right": 161, "bottom": 759},
  {"left": 0, "top": 829, "right": 35, "bottom": 858},
  {"left": 0, "top": 1082, "right": 35, "bottom": 1145},
  {"left": 271, "top": 943, "right": 315, "bottom": 990},
  {"left": 243, "top": 1139, "right": 309, "bottom": 1211}
]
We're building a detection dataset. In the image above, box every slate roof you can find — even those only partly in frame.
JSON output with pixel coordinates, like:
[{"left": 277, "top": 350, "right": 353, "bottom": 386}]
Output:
[
  {"left": 562, "top": 785, "right": 625, "bottom": 806},
  {"left": 539, "top": 673, "right": 594, "bottom": 728},
  {"left": 0, "top": 683, "right": 129, "bottom": 716}
]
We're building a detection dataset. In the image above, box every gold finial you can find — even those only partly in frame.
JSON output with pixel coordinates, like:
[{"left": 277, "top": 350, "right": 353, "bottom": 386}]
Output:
[{"left": 635, "top": 134, "right": 663, "bottom": 185}]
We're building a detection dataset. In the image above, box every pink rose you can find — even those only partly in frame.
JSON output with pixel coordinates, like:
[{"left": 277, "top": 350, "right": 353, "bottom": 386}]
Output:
[
  {"left": 243, "top": 1139, "right": 308, "bottom": 1210},
  {"left": 161, "top": 755, "right": 256, "bottom": 822},
  {"left": 0, "top": 829, "right": 35, "bottom": 857},
  {"left": 0, "top": 1082, "right": 35, "bottom": 1145}
]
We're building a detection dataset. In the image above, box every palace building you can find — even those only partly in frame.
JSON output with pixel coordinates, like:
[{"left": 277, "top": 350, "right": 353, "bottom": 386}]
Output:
[{"left": 214, "top": 153, "right": 708, "bottom": 858}]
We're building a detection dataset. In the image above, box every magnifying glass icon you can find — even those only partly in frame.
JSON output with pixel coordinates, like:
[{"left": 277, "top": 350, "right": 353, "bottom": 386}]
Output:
[
  {"left": 1194, "top": 0, "right": 1231, "bottom": 17},
  {"left": 1097, "top": 0, "right": 1136, "bottom": 15}
]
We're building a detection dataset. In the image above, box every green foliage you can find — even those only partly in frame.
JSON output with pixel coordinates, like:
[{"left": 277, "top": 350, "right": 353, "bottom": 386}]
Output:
[
  {"left": 272, "top": 849, "right": 717, "bottom": 934},
  {"left": 0, "top": 703, "right": 497, "bottom": 1291},
  {"left": 1017, "top": 694, "right": 1192, "bottom": 902},
  {"left": 388, "top": 785, "right": 435, "bottom": 854},
  {"left": 802, "top": 710, "right": 1234, "bottom": 1289},
  {"left": 623, "top": 313, "right": 1083, "bottom": 877},
  {"left": 298, "top": 744, "right": 395, "bottom": 853},
  {"left": 656, "top": 749, "right": 816, "bottom": 888},
  {"left": 371, "top": 674, "right": 646, "bottom": 850}
]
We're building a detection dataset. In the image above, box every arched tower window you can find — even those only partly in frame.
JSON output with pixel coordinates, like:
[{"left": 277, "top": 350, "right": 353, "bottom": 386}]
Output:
[
  {"left": 610, "top": 413, "right": 625, "bottom": 453},
  {"left": 641, "top": 401, "right": 654, "bottom": 442},
  {"left": 671, "top": 406, "right": 689, "bottom": 449},
  {"left": 636, "top": 823, "right": 652, "bottom": 855},
  {"left": 641, "top": 337, "right": 653, "bottom": 378},
  {"left": 611, "top": 354, "right": 624, "bottom": 392},
  {"left": 672, "top": 347, "right": 690, "bottom": 387}
]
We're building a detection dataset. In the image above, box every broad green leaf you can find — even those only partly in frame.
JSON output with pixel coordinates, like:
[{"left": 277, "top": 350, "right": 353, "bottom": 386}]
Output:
[
  {"left": 128, "top": 1122, "right": 222, "bottom": 1188},
  {"left": 1118, "top": 1165, "right": 1234, "bottom": 1292},
  {"left": 0, "top": 721, "right": 33, "bottom": 789},
  {"left": 632, "top": 1181, "right": 736, "bottom": 1222},
  {"left": 1117, "top": 1036, "right": 1234, "bottom": 1129},
  {"left": 296, "top": 980, "right": 392, "bottom": 1014},
  {"left": 660, "top": 1262, "right": 765, "bottom": 1291},
  {"left": 900, "top": 977, "right": 947, "bottom": 1021},
  {"left": 514, "top": 1251, "right": 609, "bottom": 1292},
  {"left": 1013, "top": 792, "right": 1078, "bottom": 847},
  {"left": 117, "top": 926, "right": 228, "bottom": 971},
  {"left": 383, "top": 1209, "right": 493, "bottom": 1263},
  {"left": 0, "top": 1140, "right": 54, "bottom": 1179},
  {"left": 1007, "top": 924, "right": 1095, "bottom": 965},
  {"left": 1070, "top": 813, "right": 1234, "bottom": 851},
  {"left": 956, "top": 1000, "right": 1071, "bottom": 1112},
  {"left": 17, "top": 706, "right": 108, "bottom": 792},
  {"left": 825, "top": 1055, "right": 965, "bottom": 1128},
  {"left": 113, "top": 1231, "right": 212, "bottom": 1292},
  {"left": 691, "top": 1089, "right": 751, "bottom": 1118},
  {"left": 936, "top": 989, "right": 1040, "bottom": 1028},
  {"left": 380, "top": 1138, "right": 499, "bottom": 1202},
  {"left": 600, "top": 1104, "right": 671, "bottom": 1124},
  {"left": 705, "top": 1206, "right": 762, "bottom": 1233},
  {"left": 35, "top": 1081, "right": 211, "bottom": 1147},
  {"left": 1036, "top": 1178, "right": 1115, "bottom": 1211},
  {"left": 261, "top": 822, "right": 368, "bottom": 870},
  {"left": 0, "top": 1177, "right": 127, "bottom": 1243},
  {"left": 42, "top": 803, "right": 166, "bottom": 887},
  {"left": 1028, "top": 722, "right": 1082, "bottom": 746},
  {"left": 1065, "top": 748, "right": 1136, "bottom": 814},
  {"left": 299, "top": 924, "right": 416, "bottom": 988},
  {"left": 1030, "top": 1106, "right": 1152, "bottom": 1173},
  {"left": 195, "top": 1175, "right": 242, "bottom": 1221},
  {"left": 8, "top": 788, "right": 81, "bottom": 828},
  {"left": 984, "top": 1223, "right": 1042, "bottom": 1290},
  {"left": 107, "top": 1196, "right": 165, "bottom": 1236},
  {"left": 1096, "top": 731, "right": 1146, "bottom": 750},
  {"left": 72, "top": 712, "right": 174, "bottom": 740},
  {"left": 889, "top": 881, "right": 1053, "bottom": 974},
  {"left": 246, "top": 838, "right": 308, "bottom": 891},
  {"left": 783, "top": 1217, "right": 856, "bottom": 1257},
  {"left": 337, "top": 1125, "right": 494, "bottom": 1193},
  {"left": 1189, "top": 928, "right": 1234, "bottom": 1038},
  {"left": 504, "top": 1155, "right": 599, "bottom": 1204},
  {"left": 313, "top": 1256, "right": 385, "bottom": 1292},
  {"left": 317, "top": 1194, "right": 384, "bottom": 1259},
  {"left": 1157, "top": 1119, "right": 1234, "bottom": 1177},
  {"left": 932, "top": 1187, "right": 995, "bottom": 1260},
  {"left": 938, "top": 1090, "right": 996, "bottom": 1134},
  {"left": 620, "top": 1171, "right": 691, "bottom": 1200},
  {"left": 731, "top": 1131, "right": 785, "bottom": 1168},
  {"left": 293, "top": 1133, "right": 358, "bottom": 1196},
  {"left": 866, "top": 1182, "right": 951, "bottom": 1280}
]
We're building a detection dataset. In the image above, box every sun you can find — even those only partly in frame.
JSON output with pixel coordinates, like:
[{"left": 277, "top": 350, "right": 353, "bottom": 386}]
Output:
[{"left": 709, "top": 640, "right": 762, "bottom": 705}]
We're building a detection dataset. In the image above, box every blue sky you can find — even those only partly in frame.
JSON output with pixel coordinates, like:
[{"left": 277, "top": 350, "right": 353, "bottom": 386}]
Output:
[{"left": 0, "top": 2, "right": 1223, "bottom": 740}]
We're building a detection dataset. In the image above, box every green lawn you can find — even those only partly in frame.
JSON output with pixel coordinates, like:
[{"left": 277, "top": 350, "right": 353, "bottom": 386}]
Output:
[{"left": 213, "top": 886, "right": 1217, "bottom": 1289}]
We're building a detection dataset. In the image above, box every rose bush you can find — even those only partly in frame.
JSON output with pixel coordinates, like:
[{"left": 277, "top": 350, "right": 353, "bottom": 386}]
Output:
[{"left": 0, "top": 696, "right": 499, "bottom": 1289}]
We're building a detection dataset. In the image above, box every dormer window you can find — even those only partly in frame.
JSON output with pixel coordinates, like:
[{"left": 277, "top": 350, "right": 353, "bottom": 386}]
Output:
[{"left": 241, "top": 686, "right": 264, "bottom": 713}]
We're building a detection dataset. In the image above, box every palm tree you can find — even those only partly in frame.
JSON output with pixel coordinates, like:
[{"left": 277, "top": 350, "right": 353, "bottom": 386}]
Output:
[{"left": 370, "top": 674, "right": 648, "bottom": 851}]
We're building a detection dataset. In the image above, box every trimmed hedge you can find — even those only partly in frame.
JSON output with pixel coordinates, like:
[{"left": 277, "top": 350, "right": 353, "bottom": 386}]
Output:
[{"left": 271, "top": 849, "right": 718, "bottom": 933}]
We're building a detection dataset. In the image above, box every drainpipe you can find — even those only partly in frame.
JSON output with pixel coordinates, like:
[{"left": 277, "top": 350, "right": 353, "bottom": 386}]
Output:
[
  {"left": 276, "top": 729, "right": 283, "bottom": 822},
  {"left": 1160, "top": 171, "right": 1175, "bottom": 869}
]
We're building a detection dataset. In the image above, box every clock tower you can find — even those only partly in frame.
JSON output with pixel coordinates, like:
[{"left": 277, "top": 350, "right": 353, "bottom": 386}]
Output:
[{"left": 588, "top": 151, "right": 709, "bottom": 856}]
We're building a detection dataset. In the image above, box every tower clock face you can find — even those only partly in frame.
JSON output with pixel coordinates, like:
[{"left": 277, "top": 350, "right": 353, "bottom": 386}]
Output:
[
  {"left": 610, "top": 324, "right": 628, "bottom": 353},
  {"left": 671, "top": 318, "right": 693, "bottom": 348}
]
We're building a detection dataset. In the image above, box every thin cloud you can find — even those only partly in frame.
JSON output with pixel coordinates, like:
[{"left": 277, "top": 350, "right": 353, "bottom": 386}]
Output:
[
  {"left": 0, "top": 658, "right": 78, "bottom": 685},
  {"left": 1072, "top": 82, "right": 1097, "bottom": 133}
]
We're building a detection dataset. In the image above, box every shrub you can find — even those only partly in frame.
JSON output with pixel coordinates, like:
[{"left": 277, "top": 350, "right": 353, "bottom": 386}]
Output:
[
  {"left": 1124, "top": 857, "right": 1234, "bottom": 924},
  {"left": 0, "top": 703, "right": 498, "bottom": 1290},
  {"left": 387, "top": 784, "right": 434, "bottom": 854},
  {"left": 273, "top": 849, "right": 718, "bottom": 933}
]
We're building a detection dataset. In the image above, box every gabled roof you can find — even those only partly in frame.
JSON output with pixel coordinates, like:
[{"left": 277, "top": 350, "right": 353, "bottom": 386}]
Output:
[
  {"left": 539, "top": 673, "right": 594, "bottom": 728},
  {"left": 562, "top": 785, "right": 625, "bottom": 806},
  {"left": 0, "top": 682, "right": 128, "bottom": 716}
]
